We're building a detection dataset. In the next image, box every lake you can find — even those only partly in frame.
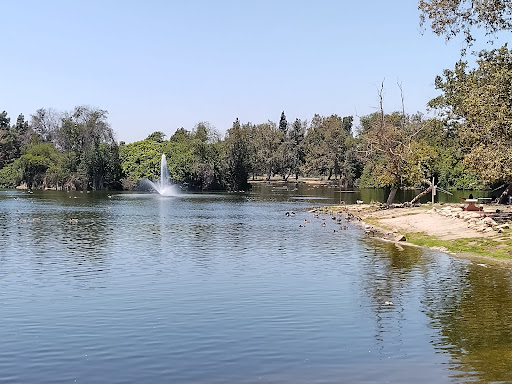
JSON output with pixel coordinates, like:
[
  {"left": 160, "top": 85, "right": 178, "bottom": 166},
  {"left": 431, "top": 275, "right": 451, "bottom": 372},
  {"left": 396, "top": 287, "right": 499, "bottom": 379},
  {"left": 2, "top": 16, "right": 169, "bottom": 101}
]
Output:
[{"left": 1, "top": 185, "right": 511, "bottom": 383}]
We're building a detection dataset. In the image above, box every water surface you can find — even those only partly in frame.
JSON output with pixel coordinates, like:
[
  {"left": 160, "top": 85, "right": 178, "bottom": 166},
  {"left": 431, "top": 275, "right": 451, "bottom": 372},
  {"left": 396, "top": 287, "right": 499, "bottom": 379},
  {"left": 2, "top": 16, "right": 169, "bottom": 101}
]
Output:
[{"left": 1, "top": 188, "right": 511, "bottom": 383}]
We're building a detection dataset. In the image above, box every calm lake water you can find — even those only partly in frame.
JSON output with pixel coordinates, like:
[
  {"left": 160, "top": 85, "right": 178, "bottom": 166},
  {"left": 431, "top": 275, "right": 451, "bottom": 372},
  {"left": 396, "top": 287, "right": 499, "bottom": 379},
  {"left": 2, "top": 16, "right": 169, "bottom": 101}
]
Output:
[{"left": 1, "top": 185, "right": 511, "bottom": 383}]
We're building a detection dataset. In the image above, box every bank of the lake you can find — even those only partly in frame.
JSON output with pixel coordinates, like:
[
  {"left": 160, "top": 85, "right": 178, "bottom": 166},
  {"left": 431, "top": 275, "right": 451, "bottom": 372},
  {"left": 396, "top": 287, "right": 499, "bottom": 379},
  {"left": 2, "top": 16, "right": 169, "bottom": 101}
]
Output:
[{"left": 316, "top": 203, "right": 512, "bottom": 263}]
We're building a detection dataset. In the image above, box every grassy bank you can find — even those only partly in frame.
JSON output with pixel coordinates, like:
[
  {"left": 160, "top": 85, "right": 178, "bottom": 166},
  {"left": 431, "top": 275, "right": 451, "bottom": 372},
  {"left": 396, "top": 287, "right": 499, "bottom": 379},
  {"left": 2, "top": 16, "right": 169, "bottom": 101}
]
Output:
[{"left": 405, "top": 232, "right": 512, "bottom": 260}]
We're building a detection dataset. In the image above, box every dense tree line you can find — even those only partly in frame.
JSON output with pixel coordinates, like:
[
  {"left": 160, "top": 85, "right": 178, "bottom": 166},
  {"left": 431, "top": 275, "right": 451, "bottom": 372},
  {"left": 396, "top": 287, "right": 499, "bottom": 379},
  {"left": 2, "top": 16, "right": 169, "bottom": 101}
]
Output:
[
  {"left": 0, "top": 102, "right": 499, "bottom": 201},
  {"left": 2, "top": 3, "right": 512, "bottom": 203},
  {"left": 0, "top": 106, "right": 121, "bottom": 190}
]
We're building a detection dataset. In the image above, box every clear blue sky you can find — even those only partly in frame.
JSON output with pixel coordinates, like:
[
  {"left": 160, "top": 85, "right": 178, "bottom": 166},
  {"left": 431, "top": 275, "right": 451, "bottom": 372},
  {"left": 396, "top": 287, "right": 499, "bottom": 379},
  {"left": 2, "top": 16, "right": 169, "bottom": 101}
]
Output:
[{"left": 2, "top": 0, "right": 468, "bottom": 143}]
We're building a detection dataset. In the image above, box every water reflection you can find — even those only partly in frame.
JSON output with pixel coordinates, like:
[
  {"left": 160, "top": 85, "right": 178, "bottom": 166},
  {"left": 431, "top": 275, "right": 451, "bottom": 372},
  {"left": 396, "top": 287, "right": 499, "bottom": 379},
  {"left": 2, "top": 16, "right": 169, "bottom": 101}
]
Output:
[
  {"left": 1, "top": 187, "right": 512, "bottom": 383},
  {"left": 251, "top": 184, "right": 494, "bottom": 205},
  {"left": 358, "top": 240, "right": 429, "bottom": 350},
  {"left": 0, "top": 190, "right": 114, "bottom": 288},
  {"left": 424, "top": 261, "right": 512, "bottom": 383}
]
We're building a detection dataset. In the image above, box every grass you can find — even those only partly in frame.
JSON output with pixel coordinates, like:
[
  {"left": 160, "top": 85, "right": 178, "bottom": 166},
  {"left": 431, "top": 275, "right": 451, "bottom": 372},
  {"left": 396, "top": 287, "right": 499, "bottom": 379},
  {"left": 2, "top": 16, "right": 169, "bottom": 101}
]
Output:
[{"left": 405, "top": 232, "right": 512, "bottom": 260}]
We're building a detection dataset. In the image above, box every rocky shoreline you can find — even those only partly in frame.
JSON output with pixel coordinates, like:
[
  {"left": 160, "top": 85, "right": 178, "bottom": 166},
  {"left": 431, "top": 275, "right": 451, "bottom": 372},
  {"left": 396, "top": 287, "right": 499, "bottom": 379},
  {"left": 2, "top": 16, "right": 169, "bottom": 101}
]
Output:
[{"left": 311, "top": 202, "right": 512, "bottom": 261}]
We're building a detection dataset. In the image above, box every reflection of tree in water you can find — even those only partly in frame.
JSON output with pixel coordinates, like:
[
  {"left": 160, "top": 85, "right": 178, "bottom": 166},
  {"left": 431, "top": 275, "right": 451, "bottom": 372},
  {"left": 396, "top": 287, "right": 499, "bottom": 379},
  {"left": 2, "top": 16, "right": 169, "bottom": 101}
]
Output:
[
  {"left": 13, "top": 195, "right": 116, "bottom": 287},
  {"left": 424, "top": 261, "right": 512, "bottom": 383},
  {"left": 358, "top": 240, "right": 426, "bottom": 346}
]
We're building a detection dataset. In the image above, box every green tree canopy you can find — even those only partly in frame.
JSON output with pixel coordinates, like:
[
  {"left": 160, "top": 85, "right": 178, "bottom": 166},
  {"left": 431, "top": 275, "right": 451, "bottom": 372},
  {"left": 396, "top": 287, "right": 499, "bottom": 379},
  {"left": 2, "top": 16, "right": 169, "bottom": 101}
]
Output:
[
  {"left": 419, "top": 0, "right": 512, "bottom": 48},
  {"left": 429, "top": 44, "right": 512, "bottom": 185}
]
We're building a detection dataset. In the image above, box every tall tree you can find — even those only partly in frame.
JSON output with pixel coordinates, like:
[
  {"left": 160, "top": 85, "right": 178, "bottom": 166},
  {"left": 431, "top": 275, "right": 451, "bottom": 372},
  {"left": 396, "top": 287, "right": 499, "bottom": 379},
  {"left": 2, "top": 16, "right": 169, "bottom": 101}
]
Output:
[
  {"left": 224, "top": 118, "right": 251, "bottom": 191},
  {"left": 0, "top": 111, "right": 12, "bottom": 168},
  {"left": 419, "top": 0, "right": 512, "bottom": 49},
  {"left": 303, "top": 114, "right": 351, "bottom": 181},
  {"left": 279, "top": 111, "right": 288, "bottom": 136},
  {"left": 58, "top": 106, "right": 120, "bottom": 190},
  {"left": 288, "top": 118, "right": 307, "bottom": 179},
  {"left": 429, "top": 44, "right": 512, "bottom": 201},
  {"left": 30, "top": 108, "right": 60, "bottom": 142},
  {"left": 359, "top": 83, "right": 434, "bottom": 205},
  {"left": 146, "top": 131, "right": 166, "bottom": 142},
  {"left": 251, "top": 121, "right": 281, "bottom": 180}
]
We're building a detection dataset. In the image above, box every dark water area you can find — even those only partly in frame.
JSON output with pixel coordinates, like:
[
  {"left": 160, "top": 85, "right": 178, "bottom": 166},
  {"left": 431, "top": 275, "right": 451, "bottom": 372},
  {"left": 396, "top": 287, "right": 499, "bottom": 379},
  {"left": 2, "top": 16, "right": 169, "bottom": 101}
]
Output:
[
  {"left": 1, "top": 187, "right": 511, "bottom": 383},
  {"left": 251, "top": 183, "right": 495, "bottom": 205}
]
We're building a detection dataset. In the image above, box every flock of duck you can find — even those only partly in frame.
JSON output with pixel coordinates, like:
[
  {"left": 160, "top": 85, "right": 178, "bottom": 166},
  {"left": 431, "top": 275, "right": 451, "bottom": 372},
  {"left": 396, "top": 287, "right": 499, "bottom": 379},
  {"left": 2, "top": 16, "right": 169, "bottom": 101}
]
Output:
[{"left": 287, "top": 209, "right": 355, "bottom": 232}]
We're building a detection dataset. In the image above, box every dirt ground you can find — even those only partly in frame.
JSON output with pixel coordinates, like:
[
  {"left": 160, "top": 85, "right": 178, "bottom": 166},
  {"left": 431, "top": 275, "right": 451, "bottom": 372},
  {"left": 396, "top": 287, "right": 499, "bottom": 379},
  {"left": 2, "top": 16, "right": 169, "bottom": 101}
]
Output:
[
  {"left": 340, "top": 204, "right": 512, "bottom": 241},
  {"left": 367, "top": 208, "right": 487, "bottom": 240}
]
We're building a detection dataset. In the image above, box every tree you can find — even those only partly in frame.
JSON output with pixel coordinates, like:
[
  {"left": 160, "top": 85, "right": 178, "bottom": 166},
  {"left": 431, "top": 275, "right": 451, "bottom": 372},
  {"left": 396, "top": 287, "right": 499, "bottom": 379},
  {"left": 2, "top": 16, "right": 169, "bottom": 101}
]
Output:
[
  {"left": 30, "top": 108, "right": 60, "bottom": 142},
  {"left": 57, "top": 106, "right": 120, "bottom": 190},
  {"left": 146, "top": 131, "right": 166, "bottom": 142},
  {"left": 119, "top": 139, "right": 164, "bottom": 188},
  {"left": 303, "top": 114, "right": 330, "bottom": 178},
  {"left": 19, "top": 142, "right": 60, "bottom": 189},
  {"left": 342, "top": 116, "right": 353, "bottom": 135},
  {"left": 419, "top": 0, "right": 512, "bottom": 48},
  {"left": 303, "top": 114, "right": 352, "bottom": 181},
  {"left": 288, "top": 118, "right": 307, "bottom": 179},
  {"left": 12, "top": 113, "right": 32, "bottom": 154},
  {"left": 251, "top": 121, "right": 282, "bottom": 180},
  {"left": 224, "top": 118, "right": 251, "bottom": 191},
  {"left": 429, "top": 44, "right": 512, "bottom": 201},
  {"left": 0, "top": 111, "right": 12, "bottom": 168},
  {"left": 279, "top": 111, "right": 288, "bottom": 136},
  {"left": 359, "top": 83, "right": 434, "bottom": 206}
]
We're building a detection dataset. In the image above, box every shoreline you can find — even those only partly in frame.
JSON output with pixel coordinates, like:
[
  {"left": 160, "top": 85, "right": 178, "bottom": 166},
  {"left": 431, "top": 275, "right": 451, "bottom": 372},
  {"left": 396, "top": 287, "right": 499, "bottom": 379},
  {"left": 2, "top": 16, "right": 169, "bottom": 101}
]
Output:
[{"left": 312, "top": 202, "right": 512, "bottom": 265}]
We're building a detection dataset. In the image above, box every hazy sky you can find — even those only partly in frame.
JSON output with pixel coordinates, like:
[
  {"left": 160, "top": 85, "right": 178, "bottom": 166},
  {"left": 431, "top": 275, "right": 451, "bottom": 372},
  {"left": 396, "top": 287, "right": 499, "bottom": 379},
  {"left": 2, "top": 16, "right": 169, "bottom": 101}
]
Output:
[{"left": 3, "top": 0, "right": 470, "bottom": 143}]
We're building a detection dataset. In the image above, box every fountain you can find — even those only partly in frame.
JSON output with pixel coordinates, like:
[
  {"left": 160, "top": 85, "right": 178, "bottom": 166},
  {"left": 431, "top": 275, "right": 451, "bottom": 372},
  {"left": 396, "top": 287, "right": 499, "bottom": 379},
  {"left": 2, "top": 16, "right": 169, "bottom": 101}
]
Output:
[{"left": 144, "top": 154, "right": 179, "bottom": 196}]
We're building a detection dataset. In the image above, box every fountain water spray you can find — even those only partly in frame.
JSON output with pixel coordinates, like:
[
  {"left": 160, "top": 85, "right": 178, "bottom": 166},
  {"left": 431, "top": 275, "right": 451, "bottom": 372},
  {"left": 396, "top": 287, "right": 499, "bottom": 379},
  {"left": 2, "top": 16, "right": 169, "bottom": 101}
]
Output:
[{"left": 143, "top": 154, "right": 179, "bottom": 196}]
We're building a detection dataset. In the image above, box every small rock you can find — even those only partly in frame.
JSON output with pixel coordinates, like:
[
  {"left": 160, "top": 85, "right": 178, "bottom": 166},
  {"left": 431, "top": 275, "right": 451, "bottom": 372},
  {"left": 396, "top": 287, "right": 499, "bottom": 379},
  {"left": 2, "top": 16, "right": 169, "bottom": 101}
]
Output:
[{"left": 395, "top": 234, "right": 406, "bottom": 242}]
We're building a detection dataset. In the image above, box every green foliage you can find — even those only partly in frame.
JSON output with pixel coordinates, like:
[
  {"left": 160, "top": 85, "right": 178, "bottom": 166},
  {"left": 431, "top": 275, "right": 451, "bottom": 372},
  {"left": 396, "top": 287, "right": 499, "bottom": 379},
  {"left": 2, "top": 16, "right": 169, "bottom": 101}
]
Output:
[
  {"left": 119, "top": 123, "right": 225, "bottom": 191},
  {"left": 279, "top": 111, "right": 288, "bottom": 135},
  {"left": 0, "top": 100, "right": 500, "bottom": 196},
  {"left": 19, "top": 142, "right": 58, "bottom": 188},
  {"left": 224, "top": 118, "right": 251, "bottom": 191},
  {"left": 0, "top": 160, "right": 22, "bottom": 188},
  {"left": 431, "top": 44, "right": 512, "bottom": 184},
  {"left": 419, "top": 0, "right": 512, "bottom": 49},
  {"left": 302, "top": 114, "right": 358, "bottom": 184},
  {"left": 146, "top": 131, "right": 166, "bottom": 142},
  {"left": 119, "top": 140, "right": 164, "bottom": 187},
  {"left": 250, "top": 121, "right": 282, "bottom": 179}
]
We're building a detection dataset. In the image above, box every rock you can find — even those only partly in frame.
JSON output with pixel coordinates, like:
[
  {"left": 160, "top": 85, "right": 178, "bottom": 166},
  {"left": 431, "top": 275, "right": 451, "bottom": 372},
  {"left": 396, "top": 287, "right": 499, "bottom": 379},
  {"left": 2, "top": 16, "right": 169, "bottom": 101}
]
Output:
[{"left": 395, "top": 234, "right": 406, "bottom": 242}]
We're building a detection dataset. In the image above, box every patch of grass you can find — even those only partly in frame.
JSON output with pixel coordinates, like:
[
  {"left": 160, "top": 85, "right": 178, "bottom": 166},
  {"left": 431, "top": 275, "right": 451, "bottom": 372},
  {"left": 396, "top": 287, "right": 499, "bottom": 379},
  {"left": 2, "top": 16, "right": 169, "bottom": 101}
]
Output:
[
  {"left": 363, "top": 217, "right": 381, "bottom": 227},
  {"left": 405, "top": 232, "right": 512, "bottom": 260}
]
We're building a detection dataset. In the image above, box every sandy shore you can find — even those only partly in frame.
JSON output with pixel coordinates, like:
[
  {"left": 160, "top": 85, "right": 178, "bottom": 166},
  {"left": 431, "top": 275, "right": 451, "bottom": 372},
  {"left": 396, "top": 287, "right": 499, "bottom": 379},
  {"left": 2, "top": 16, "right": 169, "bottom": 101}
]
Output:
[{"left": 313, "top": 202, "right": 512, "bottom": 262}]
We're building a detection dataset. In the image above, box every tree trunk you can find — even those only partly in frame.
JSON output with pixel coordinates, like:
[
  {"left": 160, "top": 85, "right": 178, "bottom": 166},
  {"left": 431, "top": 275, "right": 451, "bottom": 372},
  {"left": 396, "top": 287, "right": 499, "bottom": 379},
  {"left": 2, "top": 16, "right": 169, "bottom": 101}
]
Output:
[
  {"left": 498, "top": 183, "right": 512, "bottom": 204},
  {"left": 386, "top": 188, "right": 397, "bottom": 207},
  {"left": 410, "top": 185, "right": 433, "bottom": 205}
]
